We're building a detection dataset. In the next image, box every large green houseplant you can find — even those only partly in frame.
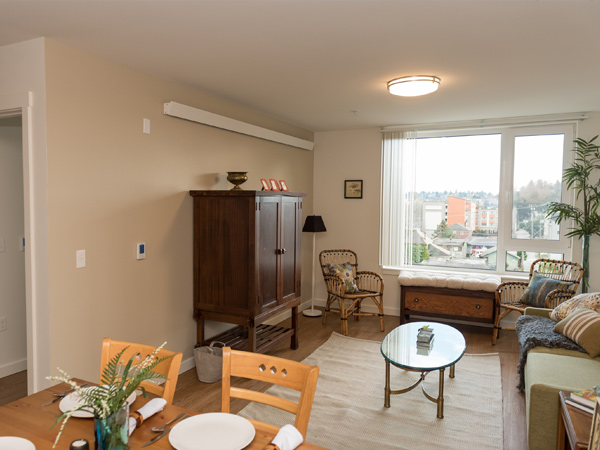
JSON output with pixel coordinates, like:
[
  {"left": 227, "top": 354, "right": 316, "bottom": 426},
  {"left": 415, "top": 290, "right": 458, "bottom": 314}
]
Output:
[{"left": 546, "top": 135, "right": 600, "bottom": 293}]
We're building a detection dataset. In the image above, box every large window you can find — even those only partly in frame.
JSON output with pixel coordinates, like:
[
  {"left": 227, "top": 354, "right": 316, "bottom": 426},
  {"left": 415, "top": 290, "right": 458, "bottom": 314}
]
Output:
[{"left": 381, "top": 123, "right": 575, "bottom": 273}]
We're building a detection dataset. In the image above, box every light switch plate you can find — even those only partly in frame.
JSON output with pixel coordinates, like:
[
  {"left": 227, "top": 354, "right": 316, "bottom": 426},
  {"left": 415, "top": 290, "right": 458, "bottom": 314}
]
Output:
[{"left": 76, "top": 249, "right": 86, "bottom": 268}]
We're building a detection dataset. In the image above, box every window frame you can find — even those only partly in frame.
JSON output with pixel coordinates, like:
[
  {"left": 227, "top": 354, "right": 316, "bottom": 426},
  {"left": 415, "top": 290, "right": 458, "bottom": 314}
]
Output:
[{"left": 380, "top": 122, "right": 576, "bottom": 275}]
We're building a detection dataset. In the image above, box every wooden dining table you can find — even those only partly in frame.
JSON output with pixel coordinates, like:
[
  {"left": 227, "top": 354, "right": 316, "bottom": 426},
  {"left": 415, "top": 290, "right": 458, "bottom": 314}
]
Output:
[{"left": 0, "top": 381, "right": 328, "bottom": 450}]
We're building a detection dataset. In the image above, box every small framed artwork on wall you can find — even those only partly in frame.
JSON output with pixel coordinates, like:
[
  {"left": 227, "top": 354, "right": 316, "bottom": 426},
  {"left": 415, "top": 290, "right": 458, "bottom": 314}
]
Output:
[
  {"left": 279, "top": 180, "right": 289, "bottom": 191},
  {"left": 269, "top": 179, "right": 281, "bottom": 191},
  {"left": 260, "top": 178, "right": 270, "bottom": 191},
  {"left": 344, "top": 180, "right": 363, "bottom": 199}
]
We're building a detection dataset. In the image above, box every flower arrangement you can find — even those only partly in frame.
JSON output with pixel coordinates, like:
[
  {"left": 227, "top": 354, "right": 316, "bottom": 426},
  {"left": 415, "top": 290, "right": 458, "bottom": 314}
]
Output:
[{"left": 47, "top": 342, "right": 171, "bottom": 449}]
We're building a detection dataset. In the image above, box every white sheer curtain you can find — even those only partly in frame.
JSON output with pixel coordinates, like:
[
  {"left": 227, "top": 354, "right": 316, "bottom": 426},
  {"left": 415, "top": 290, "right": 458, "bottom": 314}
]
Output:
[{"left": 380, "top": 131, "right": 417, "bottom": 268}]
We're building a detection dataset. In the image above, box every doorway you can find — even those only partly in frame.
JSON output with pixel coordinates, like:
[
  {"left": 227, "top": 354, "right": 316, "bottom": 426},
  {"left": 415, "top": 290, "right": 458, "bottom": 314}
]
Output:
[{"left": 0, "top": 114, "right": 27, "bottom": 404}]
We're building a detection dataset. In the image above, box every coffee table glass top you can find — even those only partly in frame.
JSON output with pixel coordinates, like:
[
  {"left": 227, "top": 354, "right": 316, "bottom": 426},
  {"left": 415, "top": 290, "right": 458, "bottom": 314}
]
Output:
[{"left": 380, "top": 322, "right": 466, "bottom": 371}]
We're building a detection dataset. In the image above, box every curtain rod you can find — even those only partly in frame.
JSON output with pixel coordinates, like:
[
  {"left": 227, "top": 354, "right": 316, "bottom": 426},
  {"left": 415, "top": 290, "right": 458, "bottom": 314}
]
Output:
[{"left": 380, "top": 112, "right": 588, "bottom": 133}]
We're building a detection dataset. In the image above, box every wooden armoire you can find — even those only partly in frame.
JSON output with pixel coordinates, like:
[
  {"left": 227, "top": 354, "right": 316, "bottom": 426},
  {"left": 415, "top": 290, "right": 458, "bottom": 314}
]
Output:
[{"left": 190, "top": 190, "right": 305, "bottom": 353}]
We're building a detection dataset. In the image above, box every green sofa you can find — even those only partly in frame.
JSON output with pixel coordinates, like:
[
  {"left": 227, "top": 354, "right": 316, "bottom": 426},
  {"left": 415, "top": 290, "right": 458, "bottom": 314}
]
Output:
[{"left": 523, "top": 307, "right": 600, "bottom": 450}]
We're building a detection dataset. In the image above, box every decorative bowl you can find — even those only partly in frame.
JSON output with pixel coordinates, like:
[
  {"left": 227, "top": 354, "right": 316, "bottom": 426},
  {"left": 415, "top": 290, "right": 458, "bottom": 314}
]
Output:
[{"left": 226, "top": 172, "right": 248, "bottom": 190}]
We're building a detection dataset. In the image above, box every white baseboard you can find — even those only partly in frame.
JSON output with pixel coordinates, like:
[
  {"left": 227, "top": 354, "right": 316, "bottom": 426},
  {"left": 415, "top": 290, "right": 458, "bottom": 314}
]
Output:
[
  {"left": 180, "top": 356, "right": 196, "bottom": 373},
  {"left": 0, "top": 358, "right": 27, "bottom": 378}
]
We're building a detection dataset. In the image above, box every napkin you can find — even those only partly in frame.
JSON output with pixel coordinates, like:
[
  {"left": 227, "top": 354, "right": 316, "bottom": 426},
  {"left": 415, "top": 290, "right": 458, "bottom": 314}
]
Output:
[
  {"left": 267, "top": 424, "right": 304, "bottom": 450},
  {"left": 127, "top": 398, "right": 167, "bottom": 436}
]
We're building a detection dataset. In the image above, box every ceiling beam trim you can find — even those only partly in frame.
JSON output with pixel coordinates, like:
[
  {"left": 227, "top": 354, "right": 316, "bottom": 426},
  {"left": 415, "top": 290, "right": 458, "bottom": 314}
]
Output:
[{"left": 163, "top": 101, "right": 314, "bottom": 151}]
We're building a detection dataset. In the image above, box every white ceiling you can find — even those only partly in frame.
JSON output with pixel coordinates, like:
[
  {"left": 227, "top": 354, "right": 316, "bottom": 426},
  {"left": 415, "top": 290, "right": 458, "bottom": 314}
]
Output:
[{"left": 1, "top": 0, "right": 600, "bottom": 132}]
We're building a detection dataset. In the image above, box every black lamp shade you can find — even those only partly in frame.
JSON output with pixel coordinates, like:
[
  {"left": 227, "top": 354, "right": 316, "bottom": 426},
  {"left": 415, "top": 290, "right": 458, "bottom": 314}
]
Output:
[{"left": 303, "top": 215, "right": 327, "bottom": 233}]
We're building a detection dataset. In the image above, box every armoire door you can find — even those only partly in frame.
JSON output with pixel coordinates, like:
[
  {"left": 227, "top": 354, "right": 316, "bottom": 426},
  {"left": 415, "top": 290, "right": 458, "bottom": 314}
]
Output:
[
  {"left": 280, "top": 196, "right": 301, "bottom": 303},
  {"left": 258, "top": 196, "right": 280, "bottom": 311}
]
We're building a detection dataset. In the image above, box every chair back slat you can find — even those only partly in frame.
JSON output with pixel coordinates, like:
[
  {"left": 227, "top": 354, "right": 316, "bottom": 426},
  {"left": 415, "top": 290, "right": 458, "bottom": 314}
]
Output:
[
  {"left": 530, "top": 258, "right": 584, "bottom": 288},
  {"left": 319, "top": 249, "right": 358, "bottom": 279},
  {"left": 221, "top": 348, "right": 319, "bottom": 438},
  {"left": 100, "top": 338, "right": 182, "bottom": 404}
]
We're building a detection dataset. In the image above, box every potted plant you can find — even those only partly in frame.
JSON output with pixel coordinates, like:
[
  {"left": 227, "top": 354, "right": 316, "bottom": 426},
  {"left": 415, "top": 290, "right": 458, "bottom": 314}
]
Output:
[
  {"left": 546, "top": 136, "right": 600, "bottom": 293},
  {"left": 48, "top": 343, "right": 170, "bottom": 449}
]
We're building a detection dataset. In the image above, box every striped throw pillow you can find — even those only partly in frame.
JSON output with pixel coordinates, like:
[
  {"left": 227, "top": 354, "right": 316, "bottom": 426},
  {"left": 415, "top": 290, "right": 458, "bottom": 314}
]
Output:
[{"left": 554, "top": 306, "right": 600, "bottom": 357}]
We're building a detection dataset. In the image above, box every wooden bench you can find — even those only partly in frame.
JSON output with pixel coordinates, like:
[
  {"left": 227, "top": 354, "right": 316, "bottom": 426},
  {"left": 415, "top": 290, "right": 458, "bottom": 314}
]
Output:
[{"left": 398, "top": 270, "right": 501, "bottom": 331}]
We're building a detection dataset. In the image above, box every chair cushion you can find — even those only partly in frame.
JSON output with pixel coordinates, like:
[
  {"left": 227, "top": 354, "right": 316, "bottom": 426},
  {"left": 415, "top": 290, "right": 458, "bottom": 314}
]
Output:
[
  {"left": 326, "top": 263, "right": 359, "bottom": 294},
  {"left": 519, "top": 271, "right": 573, "bottom": 308},
  {"left": 551, "top": 292, "right": 600, "bottom": 321},
  {"left": 554, "top": 307, "right": 600, "bottom": 357}
]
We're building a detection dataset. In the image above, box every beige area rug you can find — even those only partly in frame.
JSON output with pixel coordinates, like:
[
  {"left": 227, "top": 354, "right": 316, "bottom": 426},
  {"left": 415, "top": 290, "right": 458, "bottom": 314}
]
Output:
[{"left": 238, "top": 332, "right": 503, "bottom": 450}]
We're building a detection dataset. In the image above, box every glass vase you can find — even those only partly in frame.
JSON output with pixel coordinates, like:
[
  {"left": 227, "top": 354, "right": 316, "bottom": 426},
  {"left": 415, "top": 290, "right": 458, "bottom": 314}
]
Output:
[{"left": 94, "top": 404, "right": 129, "bottom": 450}]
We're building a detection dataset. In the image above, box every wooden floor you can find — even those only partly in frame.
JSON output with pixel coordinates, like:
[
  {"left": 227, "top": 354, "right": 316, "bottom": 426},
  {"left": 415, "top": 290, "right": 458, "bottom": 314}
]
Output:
[{"left": 0, "top": 311, "right": 526, "bottom": 449}]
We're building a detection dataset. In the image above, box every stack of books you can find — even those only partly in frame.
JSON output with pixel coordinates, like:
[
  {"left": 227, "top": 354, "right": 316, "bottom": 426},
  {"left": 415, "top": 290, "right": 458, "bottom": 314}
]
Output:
[
  {"left": 565, "top": 388, "right": 598, "bottom": 414},
  {"left": 416, "top": 327, "right": 434, "bottom": 349}
]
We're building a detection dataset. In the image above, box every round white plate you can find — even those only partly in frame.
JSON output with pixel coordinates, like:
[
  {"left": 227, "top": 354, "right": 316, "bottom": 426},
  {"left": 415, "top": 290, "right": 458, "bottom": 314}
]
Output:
[
  {"left": 169, "top": 413, "right": 255, "bottom": 450},
  {"left": 0, "top": 437, "right": 35, "bottom": 450},
  {"left": 59, "top": 386, "right": 137, "bottom": 418}
]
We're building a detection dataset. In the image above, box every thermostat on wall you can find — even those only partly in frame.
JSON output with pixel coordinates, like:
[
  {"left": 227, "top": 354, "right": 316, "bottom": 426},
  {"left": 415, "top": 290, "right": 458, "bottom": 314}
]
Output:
[{"left": 136, "top": 242, "right": 146, "bottom": 260}]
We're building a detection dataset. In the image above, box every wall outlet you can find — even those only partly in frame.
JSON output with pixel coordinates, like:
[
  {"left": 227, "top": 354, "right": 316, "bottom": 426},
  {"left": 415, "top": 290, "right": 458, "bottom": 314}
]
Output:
[{"left": 0, "top": 316, "right": 6, "bottom": 332}]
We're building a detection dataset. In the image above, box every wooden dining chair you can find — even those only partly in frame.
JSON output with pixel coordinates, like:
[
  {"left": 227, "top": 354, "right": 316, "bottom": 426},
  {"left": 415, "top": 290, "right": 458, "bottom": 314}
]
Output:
[
  {"left": 492, "top": 259, "right": 583, "bottom": 344},
  {"left": 221, "top": 347, "right": 319, "bottom": 438},
  {"left": 319, "top": 249, "right": 385, "bottom": 336},
  {"left": 100, "top": 338, "right": 183, "bottom": 404}
]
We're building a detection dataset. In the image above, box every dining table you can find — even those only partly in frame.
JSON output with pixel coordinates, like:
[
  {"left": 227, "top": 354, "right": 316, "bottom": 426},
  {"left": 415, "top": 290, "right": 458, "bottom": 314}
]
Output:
[{"left": 0, "top": 380, "right": 329, "bottom": 450}]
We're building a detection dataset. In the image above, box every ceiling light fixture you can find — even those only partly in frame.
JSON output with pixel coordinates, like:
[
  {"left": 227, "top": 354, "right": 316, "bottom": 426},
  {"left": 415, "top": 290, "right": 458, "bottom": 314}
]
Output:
[{"left": 387, "top": 75, "right": 441, "bottom": 97}]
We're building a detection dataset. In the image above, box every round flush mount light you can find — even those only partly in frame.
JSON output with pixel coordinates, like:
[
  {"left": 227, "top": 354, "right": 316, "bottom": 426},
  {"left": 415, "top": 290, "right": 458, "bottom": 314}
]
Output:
[{"left": 387, "top": 75, "right": 441, "bottom": 97}]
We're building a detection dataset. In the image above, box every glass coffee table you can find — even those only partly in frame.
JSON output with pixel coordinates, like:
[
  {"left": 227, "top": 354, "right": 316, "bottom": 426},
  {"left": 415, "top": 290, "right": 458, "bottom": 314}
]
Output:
[{"left": 380, "top": 321, "right": 466, "bottom": 418}]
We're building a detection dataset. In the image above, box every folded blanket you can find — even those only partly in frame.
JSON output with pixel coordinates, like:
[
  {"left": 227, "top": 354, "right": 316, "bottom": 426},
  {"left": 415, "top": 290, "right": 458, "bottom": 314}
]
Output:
[{"left": 515, "top": 314, "right": 585, "bottom": 392}]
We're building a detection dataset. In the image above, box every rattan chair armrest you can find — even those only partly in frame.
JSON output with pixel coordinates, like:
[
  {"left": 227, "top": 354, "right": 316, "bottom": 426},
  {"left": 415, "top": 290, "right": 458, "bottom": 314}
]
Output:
[
  {"left": 323, "top": 273, "right": 346, "bottom": 296},
  {"left": 355, "top": 271, "right": 385, "bottom": 294},
  {"left": 544, "top": 289, "right": 577, "bottom": 309},
  {"left": 495, "top": 281, "right": 529, "bottom": 305}
]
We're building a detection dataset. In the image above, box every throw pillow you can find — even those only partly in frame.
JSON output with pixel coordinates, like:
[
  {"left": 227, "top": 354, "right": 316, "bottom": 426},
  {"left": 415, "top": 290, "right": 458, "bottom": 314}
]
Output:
[
  {"left": 551, "top": 292, "right": 600, "bottom": 321},
  {"left": 554, "top": 306, "right": 600, "bottom": 357},
  {"left": 519, "top": 271, "right": 573, "bottom": 308},
  {"left": 326, "top": 262, "right": 359, "bottom": 294}
]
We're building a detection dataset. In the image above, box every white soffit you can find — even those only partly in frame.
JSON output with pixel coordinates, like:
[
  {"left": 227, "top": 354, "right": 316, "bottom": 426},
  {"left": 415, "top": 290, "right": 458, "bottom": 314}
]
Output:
[{"left": 163, "top": 101, "right": 314, "bottom": 151}]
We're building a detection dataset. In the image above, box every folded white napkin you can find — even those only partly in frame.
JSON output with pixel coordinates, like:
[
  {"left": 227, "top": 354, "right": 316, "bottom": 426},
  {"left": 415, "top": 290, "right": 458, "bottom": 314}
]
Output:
[
  {"left": 127, "top": 398, "right": 167, "bottom": 436},
  {"left": 270, "top": 424, "right": 304, "bottom": 450}
]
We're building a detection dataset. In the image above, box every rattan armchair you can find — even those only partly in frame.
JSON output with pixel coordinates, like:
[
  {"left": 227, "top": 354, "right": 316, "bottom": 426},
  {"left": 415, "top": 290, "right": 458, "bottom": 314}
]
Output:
[
  {"left": 492, "top": 258, "right": 583, "bottom": 344},
  {"left": 319, "top": 249, "right": 385, "bottom": 336}
]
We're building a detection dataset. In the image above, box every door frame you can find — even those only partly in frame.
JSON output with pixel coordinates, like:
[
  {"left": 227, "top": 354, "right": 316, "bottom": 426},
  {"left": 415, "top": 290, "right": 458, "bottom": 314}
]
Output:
[{"left": 0, "top": 92, "right": 49, "bottom": 393}]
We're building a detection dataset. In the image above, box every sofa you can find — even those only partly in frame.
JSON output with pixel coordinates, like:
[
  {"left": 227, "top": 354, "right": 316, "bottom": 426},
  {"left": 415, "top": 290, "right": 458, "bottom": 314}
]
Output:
[{"left": 521, "top": 307, "right": 600, "bottom": 450}]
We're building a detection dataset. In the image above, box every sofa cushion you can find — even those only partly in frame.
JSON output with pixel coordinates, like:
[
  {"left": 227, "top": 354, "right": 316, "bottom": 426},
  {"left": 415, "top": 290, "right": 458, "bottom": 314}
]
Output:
[
  {"left": 525, "top": 349, "right": 600, "bottom": 450},
  {"left": 397, "top": 270, "right": 501, "bottom": 292},
  {"left": 551, "top": 292, "right": 600, "bottom": 321},
  {"left": 554, "top": 307, "right": 600, "bottom": 357},
  {"left": 520, "top": 271, "right": 573, "bottom": 308},
  {"left": 326, "top": 263, "right": 359, "bottom": 294}
]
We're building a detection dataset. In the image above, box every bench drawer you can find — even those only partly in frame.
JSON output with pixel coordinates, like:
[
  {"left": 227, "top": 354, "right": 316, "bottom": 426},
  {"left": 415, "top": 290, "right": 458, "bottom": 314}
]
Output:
[{"left": 404, "top": 291, "right": 493, "bottom": 319}]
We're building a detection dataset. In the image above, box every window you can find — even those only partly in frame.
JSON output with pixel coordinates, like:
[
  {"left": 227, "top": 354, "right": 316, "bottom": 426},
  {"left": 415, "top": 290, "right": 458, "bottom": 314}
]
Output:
[{"left": 381, "top": 123, "right": 575, "bottom": 273}]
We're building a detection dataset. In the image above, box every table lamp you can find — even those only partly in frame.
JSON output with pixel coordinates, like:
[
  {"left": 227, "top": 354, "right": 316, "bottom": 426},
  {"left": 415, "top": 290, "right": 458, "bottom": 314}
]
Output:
[{"left": 302, "top": 215, "right": 327, "bottom": 317}]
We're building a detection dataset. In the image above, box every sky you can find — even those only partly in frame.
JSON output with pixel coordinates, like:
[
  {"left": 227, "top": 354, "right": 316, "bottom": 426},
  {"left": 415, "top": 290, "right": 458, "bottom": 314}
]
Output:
[{"left": 414, "top": 133, "right": 565, "bottom": 194}]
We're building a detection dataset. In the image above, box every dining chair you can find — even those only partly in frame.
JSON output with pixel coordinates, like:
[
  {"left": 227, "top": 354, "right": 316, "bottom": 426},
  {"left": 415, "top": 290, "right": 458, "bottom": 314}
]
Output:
[
  {"left": 492, "top": 258, "right": 583, "bottom": 344},
  {"left": 221, "top": 347, "right": 319, "bottom": 438},
  {"left": 100, "top": 338, "right": 183, "bottom": 404},
  {"left": 319, "top": 249, "right": 385, "bottom": 336}
]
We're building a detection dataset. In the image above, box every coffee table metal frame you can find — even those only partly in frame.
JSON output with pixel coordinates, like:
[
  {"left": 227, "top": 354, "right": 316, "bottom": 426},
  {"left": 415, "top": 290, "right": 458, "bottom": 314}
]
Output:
[{"left": 381, "top": 322, "right": 466, "bottom": 419}]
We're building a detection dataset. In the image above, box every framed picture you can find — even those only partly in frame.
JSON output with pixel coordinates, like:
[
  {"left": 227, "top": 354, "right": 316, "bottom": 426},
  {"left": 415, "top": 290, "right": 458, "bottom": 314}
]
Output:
[
  {"left": 269, "top": 179, "right": 280, "bottom": 191},
  {"left": 260, "top": 178, "right": 270, "bottom": 191},
  {"left": 279, "top": 180, "right": 289, "bottom": 192},
  {"left": 344, "top": 180, "right": 363, "bottom": 199},
  {"left": 590, "top": 399, "right": 600, "bottom": 450}
]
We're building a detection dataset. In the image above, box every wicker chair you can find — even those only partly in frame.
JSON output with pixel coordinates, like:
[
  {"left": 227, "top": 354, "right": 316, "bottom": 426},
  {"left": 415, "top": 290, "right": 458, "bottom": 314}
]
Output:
[
  {"left": 319, "top": 249, "right": 384, "bottom": 336},
  {"left": 492, "top": 258, "right": 583, "bottom": 345}
]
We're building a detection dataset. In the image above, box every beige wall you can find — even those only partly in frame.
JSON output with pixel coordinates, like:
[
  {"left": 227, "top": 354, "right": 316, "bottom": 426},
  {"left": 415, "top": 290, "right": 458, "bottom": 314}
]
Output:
[
  {"left": 0, "top": 124, "right": 27, "bottom": 376},
  {"left": 312, "top": 114, "right": 600, "bottom": 322},
  {"left": 44, "top": 40, "right": 314, "bottom": 382}
]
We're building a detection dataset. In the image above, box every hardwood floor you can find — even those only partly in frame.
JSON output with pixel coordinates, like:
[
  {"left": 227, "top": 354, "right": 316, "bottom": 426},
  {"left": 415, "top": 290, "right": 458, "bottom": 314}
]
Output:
[{"left": 0, "top": 311, "right": 526, "bottom": 449}]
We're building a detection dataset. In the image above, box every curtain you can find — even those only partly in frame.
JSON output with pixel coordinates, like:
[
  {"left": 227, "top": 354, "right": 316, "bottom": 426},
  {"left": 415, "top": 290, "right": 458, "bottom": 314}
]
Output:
[{"left": 380, "top": 131, "right": 416, "bottom": 268}]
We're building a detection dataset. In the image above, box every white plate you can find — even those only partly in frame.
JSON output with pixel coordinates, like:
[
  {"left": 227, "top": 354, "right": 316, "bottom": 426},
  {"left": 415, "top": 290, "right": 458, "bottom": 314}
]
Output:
[
  {"left": 169, "top": 413, "right": 255, "bottom": 450},
  {"left": 0, "top": 437, "right": 35, "bottom": 450},
  {"left": 59, "top": 386, "right": 137, "bottom": 418}
]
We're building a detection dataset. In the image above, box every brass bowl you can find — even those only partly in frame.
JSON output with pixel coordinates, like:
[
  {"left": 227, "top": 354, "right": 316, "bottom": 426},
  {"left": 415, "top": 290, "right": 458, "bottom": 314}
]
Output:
[{"left": 226, "top": 172, "right": 248, "bottom": 190}]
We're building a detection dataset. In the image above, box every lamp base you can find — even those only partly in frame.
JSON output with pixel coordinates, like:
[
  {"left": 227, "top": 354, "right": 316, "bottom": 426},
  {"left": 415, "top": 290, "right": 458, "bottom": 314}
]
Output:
[{"left": 302, "top": 308, "right": 323, "bottom": 317}]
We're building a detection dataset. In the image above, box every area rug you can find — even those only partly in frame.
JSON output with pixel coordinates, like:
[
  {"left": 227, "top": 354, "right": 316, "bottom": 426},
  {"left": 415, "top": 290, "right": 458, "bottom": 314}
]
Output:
[{"left": 238, "top": 332, "right": 503, "bottom": 450}]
